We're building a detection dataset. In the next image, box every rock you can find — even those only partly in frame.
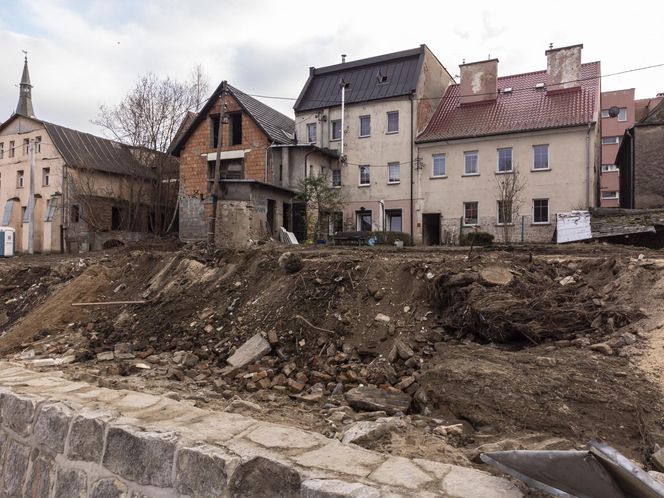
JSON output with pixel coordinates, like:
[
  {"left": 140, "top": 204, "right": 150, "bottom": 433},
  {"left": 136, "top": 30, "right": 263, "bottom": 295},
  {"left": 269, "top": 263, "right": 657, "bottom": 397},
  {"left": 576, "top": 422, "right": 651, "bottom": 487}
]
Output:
[
  {"left": 535, "top": 356, "right": 557, "bottom": 367},
  {"left": 90, "top": 478, "right": 128, "bottom": 498},
  {"left": 395, "top": 376, "right": 416, "bottom": 391},
  {"left": 341, "top": 419, "right": 403, "bottom": 445},
  {"left": 137, "top": 347, "right": 155, "bottom": 359},
  {"left": 589, "top": 343, "right": 613, "bottom": 355},
  {"left": 288, "top": 379, "right": 306, "bottom": 394},
  {"left": 67, "top": 411, "right": 110, "bottom": 463},
  {"left": 97, "top": 351, "right": 114, "bottom": 361},
  {"left": 175, "top": 445, "right": 240, "bottom": 498},
  {"left": 267, "top": 329, "right": 279, "bottom": 346},
  {"left": 33, "top": 402, "right": 74, "bottom": 454},
  {"left": 166, "top": 368, "right": 185, "bottom": 381},
  {"left": 113, "top": 283, "right": 127, "bottom": 293},
  {"left": 182, "top": 352, "right": 199, "bottom": 368},
  {"left": 301, "top": 479, "right": 382, "bottom": 498},
  {"left": 652, "top": 448, "right": 664, "bottom": 472},
  {"left": 3, "top": 440, "right": 30, "bottom": 496},
  {"left": 163, "top": 391, "right": 181, "bottom": 401},
  {"left": 54, "top": 468, "right": 87, "bottom": 498},
  {"left": 394, "top": 339, "right": 414, "bottom": 360},
  {"left": 228, "top": 456, "right": 301, "bottom": 498},
  {"left": 480, "top": 266, "right": 514, "bottom": 286},
  {"left": 648, "top": 470, "right": 664, "bottom": 485},
  {"left": 1, "top": 393, "right": 39, "bottom": 437},
  {"left": 559, "top": 275, "right": 575, "bottom": 286},
  {"left": 114, "top": 343, "right": 133, "bottom": 354},
  {"left": 103, "top": 426, "right": 177, "bottom": 487},
  {"left": 345, "top": 386, "right": 411, "bottom": 415},
  {"left": 373, "top": 290, "right": 384, "bottom": 301},
  {"left": 374, "top": 313, "right": 391, "bottom": 323},
  {"left": 434, "top": 424, "right": 464, "bottom": 436},
  {"left": 225, "top": 399, "right": 263, "bottom": 415},
  {"left": 227, "top": 334, "right": 271, "bottom": 368},
  {"left": 278, "top": 252, "right": 303, "bottom": 273}
]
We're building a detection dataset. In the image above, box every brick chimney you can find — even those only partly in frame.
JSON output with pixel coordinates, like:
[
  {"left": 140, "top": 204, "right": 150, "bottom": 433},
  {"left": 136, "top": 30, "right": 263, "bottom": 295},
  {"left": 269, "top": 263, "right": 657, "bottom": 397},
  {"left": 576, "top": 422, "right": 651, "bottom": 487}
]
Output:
[
  {"left": 459, "top": 59, "right": 498, "bottom": 105},
  {"left": 545, "top": 44, "right": 583, "bottom": 93}
]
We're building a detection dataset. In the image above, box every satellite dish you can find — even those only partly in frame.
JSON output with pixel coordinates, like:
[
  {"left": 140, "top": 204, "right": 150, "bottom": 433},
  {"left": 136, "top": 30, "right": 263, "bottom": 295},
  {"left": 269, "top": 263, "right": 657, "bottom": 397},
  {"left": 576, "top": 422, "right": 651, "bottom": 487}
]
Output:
[{"left": 608, "top": 106, "right": 620, "bottom": 118}]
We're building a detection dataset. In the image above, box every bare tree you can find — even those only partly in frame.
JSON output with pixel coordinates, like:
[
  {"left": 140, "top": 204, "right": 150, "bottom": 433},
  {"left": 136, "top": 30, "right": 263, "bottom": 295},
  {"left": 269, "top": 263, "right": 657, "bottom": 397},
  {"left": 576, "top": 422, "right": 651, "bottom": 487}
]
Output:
[
  {"left": 496, "top": 167, "right": 526, "bottom": 244},
  {"left": 95, "top": 67, "right": 209, "bottom": 233},
  {"left": 296, "top": 172, "right": 344, "bottom": 242}
]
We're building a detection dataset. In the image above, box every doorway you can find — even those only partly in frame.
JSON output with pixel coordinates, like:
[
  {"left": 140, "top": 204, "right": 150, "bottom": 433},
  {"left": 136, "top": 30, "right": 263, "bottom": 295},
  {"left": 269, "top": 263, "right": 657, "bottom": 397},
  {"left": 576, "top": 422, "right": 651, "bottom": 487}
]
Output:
[
  {"left": 422, "top": 213, "right": 441, "bottom": 245},
  {"left": 266, "top": 199, "right": 276, "bottom": 236}
]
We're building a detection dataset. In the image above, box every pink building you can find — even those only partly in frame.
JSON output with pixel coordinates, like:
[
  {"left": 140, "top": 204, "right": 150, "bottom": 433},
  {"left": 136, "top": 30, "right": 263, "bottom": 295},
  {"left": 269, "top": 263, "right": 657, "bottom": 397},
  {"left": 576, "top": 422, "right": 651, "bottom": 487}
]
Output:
[{"left": 600, "top": 89, "right": 634, "bottom": 207}]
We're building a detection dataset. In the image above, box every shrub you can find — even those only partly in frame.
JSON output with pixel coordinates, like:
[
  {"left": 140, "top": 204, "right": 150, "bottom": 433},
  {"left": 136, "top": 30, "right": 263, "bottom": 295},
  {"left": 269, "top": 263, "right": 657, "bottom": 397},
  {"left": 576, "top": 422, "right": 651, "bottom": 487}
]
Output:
[
  {"left": 459, "top": 231, "right": 494, "bottom": 246},
  {"left": 369, "top": 231, "right": 412, "bottom": 246}
]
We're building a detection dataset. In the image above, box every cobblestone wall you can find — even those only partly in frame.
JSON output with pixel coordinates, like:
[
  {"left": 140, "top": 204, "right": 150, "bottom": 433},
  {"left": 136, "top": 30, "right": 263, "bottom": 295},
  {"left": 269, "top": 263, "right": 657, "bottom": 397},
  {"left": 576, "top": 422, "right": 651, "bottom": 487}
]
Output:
[{"left": 0, "top": 363, "right": 522, "bottom": 497}]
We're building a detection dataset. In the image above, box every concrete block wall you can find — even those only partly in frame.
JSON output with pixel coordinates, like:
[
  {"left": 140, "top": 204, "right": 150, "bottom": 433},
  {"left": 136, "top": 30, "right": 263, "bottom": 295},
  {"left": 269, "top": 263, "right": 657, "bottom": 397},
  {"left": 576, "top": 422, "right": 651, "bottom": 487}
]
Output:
[
  {"left": 441, "top": 215, "right": 554, "bottom": 244},
  {"left": 0, "top": 362, "right": 522, "bottom": 498}
]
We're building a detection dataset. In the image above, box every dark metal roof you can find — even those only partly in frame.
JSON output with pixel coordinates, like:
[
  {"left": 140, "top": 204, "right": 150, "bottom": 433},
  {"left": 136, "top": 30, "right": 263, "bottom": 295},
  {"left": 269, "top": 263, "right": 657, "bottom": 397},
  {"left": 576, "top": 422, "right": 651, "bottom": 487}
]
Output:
[
  {"left": 294, "top": 46, "right": 425, "bottom": 112},
  {"left": 16, "top": 56, "right": 35, "bottom": 118},
  {"left": 170, "top": 82, "right": 295, "bottom": 156},
  {"left": 43, "top": 122, "right": 152, "bottom": 178}
]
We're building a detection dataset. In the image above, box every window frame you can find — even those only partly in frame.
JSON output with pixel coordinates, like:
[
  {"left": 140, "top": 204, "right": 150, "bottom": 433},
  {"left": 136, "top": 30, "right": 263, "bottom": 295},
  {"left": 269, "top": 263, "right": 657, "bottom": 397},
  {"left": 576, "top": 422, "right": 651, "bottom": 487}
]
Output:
[
  {"left": 618, "top": 107, "right": 627, "bottom": 122},
  {"left": 532, "top": 198, "right": 549, "bottom": 224},
  {"left": 70, "top": 204, "right": 81, "bottom": 224},
  {"left": 330, "top": 119, "right": 341, "bottom": 141},
  {"left": 432, "top": 153, "right": 446, "bottom": 178},
  {"left": 496, "top": 147, "right": 513, "bottom": 174},
  {"left": 356, "top": 209, "right": 372, "bottom": 231},
  {"left": 386, "top": 111, "right": 399, "bottom": 134},
  {"left": 463, "top": 151, "right": 479, "bottom": 176},
  {"left": 601, "top": 109, "right": 610, "bottom": 118},
  {"left": 601, "top": 136, "right": 621, "bottom": 145},
  {"left": 35, "top": 136, "right": 41, "bottom": 153},
  {"left": 359, "top": 115, "right": 371, "bottom": 138},
  {"left": 9, "top": 141, "right": 15, "bottom": 158},
  {"left": 463, "top": 201, "right": 479, "bottom": 226},
  {"left": 23, "top": 138, "right": 29, "bottom": 156},
  {"left": 0, "top": 142, "right": 4, "bottom": 159},
  {"left": 601, "top": 190, "right": 619, "bottom": 199},
  {"left": 42, "top": 167, "right": 50, "bottom": 187},
  {"left": 532, "top": 144, "right": 550, "bottom": 171},
  {"left": 331, "top": 169, "right": 342, "bottom": 187},
  {"left": 358, "top": 165, "right": 370, "bottom": 186},
  {"left": 601, "top": 164, "right": 619, "bottom": 173},
  {"left": 387, "top": 162, "right": 400, "bottom": 184},
  {"left": 17, "top": 170, "right": 24, "bottom": 189},
  {"left": 496, "top": 200, "right": 513, "bottom": 225},
  {"left": 385, "top": 208, "right": 403, "bottom": 232},
  {"left": 306, "top": 122, "right": 317, "bottom": 144}
]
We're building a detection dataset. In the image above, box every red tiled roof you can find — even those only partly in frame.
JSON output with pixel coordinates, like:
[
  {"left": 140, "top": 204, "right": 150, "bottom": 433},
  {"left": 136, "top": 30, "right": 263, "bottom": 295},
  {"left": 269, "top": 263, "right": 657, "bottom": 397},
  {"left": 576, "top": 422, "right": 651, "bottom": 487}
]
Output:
[{"left": 417, "top": 61, "right": 600, "bottom": 143}]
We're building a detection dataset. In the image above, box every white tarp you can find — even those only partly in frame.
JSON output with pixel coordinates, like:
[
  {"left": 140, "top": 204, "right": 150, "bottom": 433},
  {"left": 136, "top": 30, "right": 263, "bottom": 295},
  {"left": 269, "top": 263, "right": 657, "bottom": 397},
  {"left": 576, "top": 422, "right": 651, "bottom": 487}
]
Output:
[{"left": 556, "top": 211, "right": 592, "bottom": 243}]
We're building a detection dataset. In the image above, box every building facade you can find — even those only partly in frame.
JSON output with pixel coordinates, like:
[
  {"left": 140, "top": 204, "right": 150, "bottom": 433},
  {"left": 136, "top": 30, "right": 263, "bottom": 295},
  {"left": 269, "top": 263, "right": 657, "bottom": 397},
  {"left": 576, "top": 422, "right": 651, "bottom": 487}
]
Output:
[
  {"left": 293, "top": 46, "right": 454, "bottom": 238},
  {"left": 415, "top": 44, "right": 601, "bottom": 244}
]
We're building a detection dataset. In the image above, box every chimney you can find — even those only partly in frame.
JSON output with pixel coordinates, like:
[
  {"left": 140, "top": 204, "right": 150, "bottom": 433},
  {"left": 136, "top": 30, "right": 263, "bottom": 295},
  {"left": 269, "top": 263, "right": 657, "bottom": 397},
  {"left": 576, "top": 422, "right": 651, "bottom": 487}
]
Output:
[
  {"left": 459, "top": 58, "right": 498, "bottom": 105},
  {"left": 341, "top": 54, "right": 347, "bottom": 64},
  {"left": 545, "top": 44, "right": 583, "bottom": 93}
]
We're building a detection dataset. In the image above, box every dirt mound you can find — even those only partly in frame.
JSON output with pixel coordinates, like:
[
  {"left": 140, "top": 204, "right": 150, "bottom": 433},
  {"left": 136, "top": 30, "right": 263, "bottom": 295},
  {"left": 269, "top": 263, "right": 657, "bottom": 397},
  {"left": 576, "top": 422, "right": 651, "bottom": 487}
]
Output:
[{"left": 428, "top": 256, "right": 643, "bottom": 344}]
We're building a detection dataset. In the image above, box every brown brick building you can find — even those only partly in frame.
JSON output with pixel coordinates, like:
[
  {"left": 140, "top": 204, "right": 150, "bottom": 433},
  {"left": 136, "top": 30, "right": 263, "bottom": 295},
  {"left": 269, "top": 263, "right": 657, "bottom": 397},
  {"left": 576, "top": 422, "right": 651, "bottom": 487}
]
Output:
[{"left": 171, "top": 82, "right": 338, "bottom": 245}]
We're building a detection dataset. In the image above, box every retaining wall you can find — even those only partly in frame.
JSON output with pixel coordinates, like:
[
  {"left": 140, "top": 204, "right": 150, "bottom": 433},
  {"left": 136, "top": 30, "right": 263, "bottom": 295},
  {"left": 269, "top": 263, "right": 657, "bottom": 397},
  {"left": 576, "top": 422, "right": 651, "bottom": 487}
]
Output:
[{"left": 0, "top": 362, "right": 522, "bottom": 497}]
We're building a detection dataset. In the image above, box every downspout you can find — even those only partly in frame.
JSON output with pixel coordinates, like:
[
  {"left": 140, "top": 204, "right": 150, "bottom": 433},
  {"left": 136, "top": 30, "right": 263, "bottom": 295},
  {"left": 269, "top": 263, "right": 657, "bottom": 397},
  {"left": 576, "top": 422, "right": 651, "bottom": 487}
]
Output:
[
  {"left": 585, "top": 123, "right": 591, "bottom": 208},
  {"left": 61, "top": 163, "right": 66, "bottom": 253},
  {"left": 304, "top": 149, "right": 314, "bottom": 239},
  {"left": 409, "top": 93, "right": 415, "bottom": 242},
  {"left": 627, "top": 128, "right": 635, "bottom": 208}
]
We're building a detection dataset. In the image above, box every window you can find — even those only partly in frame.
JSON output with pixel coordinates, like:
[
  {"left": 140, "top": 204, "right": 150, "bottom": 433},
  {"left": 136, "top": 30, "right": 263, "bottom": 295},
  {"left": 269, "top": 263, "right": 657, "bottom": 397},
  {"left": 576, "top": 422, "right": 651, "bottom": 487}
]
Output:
[
  {"left": 464, "top": 151, "right": 479, "bottom": 175},
  {"left": 0, "top": 142, "right": 3, "bottom": 159},
  {"left": 432, "top": 154, "right": 446, "bottom": 177},
  {"left": 601, "top": 164, "right": 619, "bottom": 172},
  {"left": 618, "top": 108, "right": 627, "bottom": 121},
  {"left": 601, "top": 191, "right": 619, "bottom": 199},
  {"left": 356, "top": 210, "right": 372, "bottom": 231},
  {"left": 359, "top": 115, "right": 371, "bottom": 137},
  {"left": 387, "top": 111, "right": 399, "bottom": 133},
  {"left": 35, "top": 136, "right": 41, "bottom": 153},
  {"left": 332, "top": 169, "right": 341, "bottom": 187},
  {"left": 497, "top": 200, "right": 512, "bottom": 225},
  {"left": 9, "top": 141, "right": 15, "bottom": 158},
  {"left": 42, "top": 167, "right": 50, "bottom": 186},
  {"left": 388, "top": 162, "right": 400, "bottom": 183},
  {"left": 385, "top": 209, "right": 403, "bottom": 232},
  {"left": 359, "top": 165, "right": 370, "bottom": 186},
  {"left": 70, "top": 204, "right": 80, "bottom": 223},
  {"left": 463, "top": 201, "right": 478, "bottom": 226},
  {"left": 17, "top": 170, "right": 24, "bottom": 188},
  {"left": 497, "top": 148, "right": 513, "bottom": 173},
  {"left": 23, "top": 138, "right": 29, "bottom": 155},
  {"left": 306, "top": 123, "right": 317, "bottom": 144},
  {"left": 329, "top": 211, "right": 343, "bottom": 235},
  {"left": 602, "top": 136, "right": 621, "bottom": 145},
  {"left": 21, "top": 206, "right": 27, "bottom": 224},
  {"left": 533, "top": 199, "right": 549, "bottom": 224},
  {"left": 331, "top": 120, "right": 341, "bottom": 141},
  {"left": 533, "top": 144, "right": 549, "bottom": 170},
  {"left": 45, "top": 199, "right": 57, "bottom": 222},
  {"left": 601, "top": 109, "right": 610, "bottom": 118},
  {"left": 230, "top": 112, "right": 242, "bottom": 146}
]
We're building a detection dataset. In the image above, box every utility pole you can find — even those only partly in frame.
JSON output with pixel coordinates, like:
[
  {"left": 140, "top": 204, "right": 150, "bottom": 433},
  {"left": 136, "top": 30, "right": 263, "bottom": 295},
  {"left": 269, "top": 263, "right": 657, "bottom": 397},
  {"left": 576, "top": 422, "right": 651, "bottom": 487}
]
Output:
[
  {"left": 207, "top": 81, "right": 227, "bottom": 246},
  {"left": 27, "top": 138, "right": 35, "bottom": 254}
]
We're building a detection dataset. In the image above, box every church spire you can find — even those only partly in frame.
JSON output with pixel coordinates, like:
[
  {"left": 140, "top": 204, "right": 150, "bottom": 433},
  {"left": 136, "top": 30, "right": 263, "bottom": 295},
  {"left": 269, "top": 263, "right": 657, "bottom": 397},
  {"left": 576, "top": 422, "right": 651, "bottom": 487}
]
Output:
[{"left": 16, "top": 53, "right": 35, "bottom": 118}]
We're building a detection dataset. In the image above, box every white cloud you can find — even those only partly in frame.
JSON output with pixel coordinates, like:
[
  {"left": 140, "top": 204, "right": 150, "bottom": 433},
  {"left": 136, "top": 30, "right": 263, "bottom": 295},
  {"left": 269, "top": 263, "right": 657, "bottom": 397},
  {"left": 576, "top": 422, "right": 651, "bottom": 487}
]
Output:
[{"left": 1, "top": 0, "right": 663, "bottom": 135}]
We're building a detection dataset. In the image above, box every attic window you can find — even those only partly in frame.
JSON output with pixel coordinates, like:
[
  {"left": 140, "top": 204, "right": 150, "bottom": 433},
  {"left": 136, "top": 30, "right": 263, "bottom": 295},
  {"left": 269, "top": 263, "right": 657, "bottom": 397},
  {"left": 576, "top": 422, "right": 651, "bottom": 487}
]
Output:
[
  {"left": 376, "top": 70, "right": 388, "bottom": 84},
  {"left": 502, "top": 87, "right": 513, "bottom": 94},
  {"left": 535, "top": 82, "right": 545, "bottom": 90}
]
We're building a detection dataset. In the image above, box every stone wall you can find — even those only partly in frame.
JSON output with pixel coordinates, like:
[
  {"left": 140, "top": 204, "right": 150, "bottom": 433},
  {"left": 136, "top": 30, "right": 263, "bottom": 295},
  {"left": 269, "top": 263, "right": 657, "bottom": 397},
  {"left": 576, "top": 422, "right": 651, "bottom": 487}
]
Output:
[{"left": 0, "top": 362, "right": 522, "bottom": 497}]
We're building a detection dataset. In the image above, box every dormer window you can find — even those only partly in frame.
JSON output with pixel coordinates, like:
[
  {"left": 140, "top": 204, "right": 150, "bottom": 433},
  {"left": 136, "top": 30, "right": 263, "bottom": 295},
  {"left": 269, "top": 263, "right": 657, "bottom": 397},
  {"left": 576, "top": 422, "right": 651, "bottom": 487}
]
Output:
[{"left": 376, "top": 70, "right": 388, "bottom": 84}]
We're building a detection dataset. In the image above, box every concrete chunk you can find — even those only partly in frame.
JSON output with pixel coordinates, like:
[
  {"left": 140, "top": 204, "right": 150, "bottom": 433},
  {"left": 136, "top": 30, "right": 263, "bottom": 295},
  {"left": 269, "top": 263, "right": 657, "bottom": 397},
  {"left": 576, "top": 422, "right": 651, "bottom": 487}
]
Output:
[
  {"left": 34, "top": 403, "right": 74, "bottom": 454},
  {"left": 301, "top": 479, "right": 382, "bottom": 498},
  {"left": 345, "top": 386, "right": 411, "bottom": 415},
  {"left": 229, "top": 456, "right": 301, "bottom": 498},
  {"left": 1, "top": 392, "right": 40, "bottom": 436},
  {"left": 175, "top": 444, "right": 240, "bottom": 498},
  {"left": 103, "top": 426, "right": 176, "bottom": 487},
  {"left": 227, "top": 334, "right": 271, "bottom": 368}
]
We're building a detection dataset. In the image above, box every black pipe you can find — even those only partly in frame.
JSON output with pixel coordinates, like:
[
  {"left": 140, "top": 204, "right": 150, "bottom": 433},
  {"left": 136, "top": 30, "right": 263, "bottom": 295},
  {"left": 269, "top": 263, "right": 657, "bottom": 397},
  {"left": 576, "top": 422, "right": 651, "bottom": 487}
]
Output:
[{"left": 409, "top": 93, "right": 414, "bottom": 243}]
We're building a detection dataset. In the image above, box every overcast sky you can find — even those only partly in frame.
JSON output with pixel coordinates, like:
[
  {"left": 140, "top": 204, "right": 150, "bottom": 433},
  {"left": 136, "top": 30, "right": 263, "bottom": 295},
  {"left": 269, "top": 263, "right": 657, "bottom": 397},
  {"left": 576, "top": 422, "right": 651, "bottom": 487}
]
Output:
[{"left": 1, "top": 0, "right": 662, "bottom": 136}]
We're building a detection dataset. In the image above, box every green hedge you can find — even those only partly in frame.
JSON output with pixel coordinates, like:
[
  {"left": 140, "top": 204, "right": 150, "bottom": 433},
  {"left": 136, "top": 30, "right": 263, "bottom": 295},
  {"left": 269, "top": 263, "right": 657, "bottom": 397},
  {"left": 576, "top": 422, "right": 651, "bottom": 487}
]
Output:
[
  {"left": 459, "top": 231, "right": 494, "bottom": 246},
  {"left": 369, "top": 231, "right": 412, "bottom": 246}
]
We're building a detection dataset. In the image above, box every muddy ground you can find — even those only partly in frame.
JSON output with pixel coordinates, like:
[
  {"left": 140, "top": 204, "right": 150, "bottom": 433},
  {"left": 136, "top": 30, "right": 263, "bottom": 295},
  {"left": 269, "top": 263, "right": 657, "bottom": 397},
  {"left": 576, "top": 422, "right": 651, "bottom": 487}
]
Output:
[{"left": 2, "top": 241, "right": 664, "bottom": 494}]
